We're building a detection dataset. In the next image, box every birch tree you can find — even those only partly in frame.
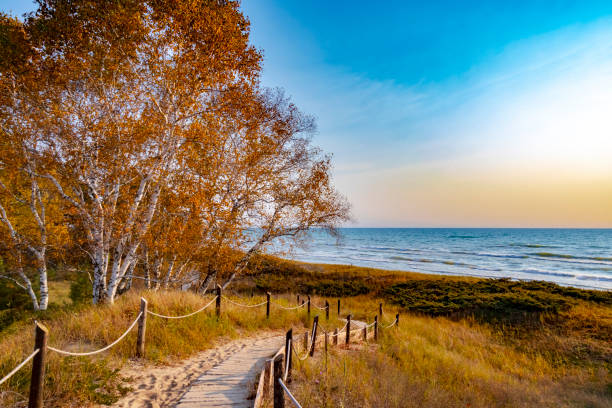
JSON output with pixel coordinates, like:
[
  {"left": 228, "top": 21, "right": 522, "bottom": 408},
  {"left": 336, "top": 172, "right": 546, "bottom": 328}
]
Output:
[
  {"left": 20, "top": 0, "right": 261, "bottom": 303},
  {"left": 0, "top": 13, "right": 66, "bottom": 310}
]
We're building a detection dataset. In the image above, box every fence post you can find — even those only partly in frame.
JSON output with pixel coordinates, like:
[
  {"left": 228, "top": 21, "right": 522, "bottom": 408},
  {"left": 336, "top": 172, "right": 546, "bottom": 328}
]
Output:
[
  {"left": 396, "top": 313, "right": 400, "bottom": 328},
  {"left": 266, "top": 292, "right": 271, "bottom": 319},
  {"left": 303, "top": 331, "right": 308, "bottom": 351},
  {"left": 28, "top": 322, "right": 48, "bottom": 408},
  {"left": 362, "top": 325, "right": 367, "bottom": 341},
  {"left": 263, "top": 359, "right": 272, "bottom": 397},
  {"left": 297, "top": 294, "right": 300, "bottom": 305},
  {"left": 216, "top": 285, "right": 221, "bottom": 318},
  {"left": 136, "top": 298, "right": 147, "bottom": 358},
  {"left": 337, "top": 299, "right": 340, "bottom": 315},
  {"left": 285, "top": 329, "right": 293, "bottom": 383},
  {"left": 309, "top": 316, "right": 319, "bottom": 356},
  {"left": 374, "top": 315, "right": 378, "bottom": 341},
  {"left": 345, "top": 314, "right": 351, "bottom": 345},
  {"left": 273, "top": 353, "right": 285, "bottom": 408},
  {"left": 333, "top": 328, "right": 338, "bottom": 346},
  {"left": 325, "top": 300, "right": 329, "bottom": 320},
  {"left": 307, "top": 295, "right": 311, "bottom": 318},
  {"left": 379, "top": 302, "right": 383, "bottom": 317}
]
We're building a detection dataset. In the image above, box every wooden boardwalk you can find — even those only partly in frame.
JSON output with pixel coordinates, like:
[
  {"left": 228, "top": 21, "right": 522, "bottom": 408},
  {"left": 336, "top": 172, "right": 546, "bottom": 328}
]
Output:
[{"left": 175, "top": 336, "right": 284, "bottom": 408}]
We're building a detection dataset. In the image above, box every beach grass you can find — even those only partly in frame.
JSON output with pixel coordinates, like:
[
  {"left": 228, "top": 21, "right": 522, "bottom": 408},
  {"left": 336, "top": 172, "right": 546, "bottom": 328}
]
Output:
[{"left": 0, "top": 258, "right": 610, "bottom": 407}]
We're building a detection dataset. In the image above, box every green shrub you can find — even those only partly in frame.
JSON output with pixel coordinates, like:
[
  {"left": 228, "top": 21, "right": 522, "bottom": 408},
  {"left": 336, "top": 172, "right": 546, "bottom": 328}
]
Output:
[{"left": 70, "top": 273, "right": 93, "bottom": 304}]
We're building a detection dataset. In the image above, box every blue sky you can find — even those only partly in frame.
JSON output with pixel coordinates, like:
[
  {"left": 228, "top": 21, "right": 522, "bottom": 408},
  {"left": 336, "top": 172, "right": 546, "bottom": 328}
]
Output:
[{"left": 4, "top": 1, "right": 612, "bottom": 227}]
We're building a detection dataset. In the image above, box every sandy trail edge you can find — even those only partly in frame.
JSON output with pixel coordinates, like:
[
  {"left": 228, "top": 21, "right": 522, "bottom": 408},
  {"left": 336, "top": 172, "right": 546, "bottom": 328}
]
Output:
[{"left": 108, "top": 331, "right": 283, "bottom": 408}]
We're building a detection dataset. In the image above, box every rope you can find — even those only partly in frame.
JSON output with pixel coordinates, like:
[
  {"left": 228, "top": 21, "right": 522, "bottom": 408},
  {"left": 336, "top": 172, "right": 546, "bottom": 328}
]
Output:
[
  {"left": 284, "top": 339, "right": 291, "bottom": 381},
  {"left": 278, "top": 378, "right": 303, "bottom": 408},
  {"left": 147, "top": 296, "right": 217, "bottom": 319},
  {"left": 292, "top": 345, "right": 310, "bottom": 361},
  {"left": 272, "top": 302, "right": 306, "bottom": 310},
  {"left": 0, "top": 349, "right": 39, "bottom": 386},
  {"left": 221, "top": 296, "right": 267, "bottom": 308},
  {"left": 48, "top": 312, "right": 142, "bottom": 356},
  {"left": 335, "top": 321, "right": 348, "bottom": 334},
  {"left": 379, "top": 318, "right": 397, "bottom": 329},
  {"left": 312, "top": 304, "right": 328, "bottom": 311}
]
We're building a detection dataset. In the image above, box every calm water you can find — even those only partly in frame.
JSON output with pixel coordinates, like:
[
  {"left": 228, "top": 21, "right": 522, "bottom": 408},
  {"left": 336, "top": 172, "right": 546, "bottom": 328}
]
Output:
[{"left": 280, "top": 228, "right": 612, "bottom": 290}]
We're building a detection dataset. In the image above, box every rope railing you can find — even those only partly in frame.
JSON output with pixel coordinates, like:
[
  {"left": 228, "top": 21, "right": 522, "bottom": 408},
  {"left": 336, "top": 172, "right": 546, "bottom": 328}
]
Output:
[
  {"left": 47, "top": 312, "right": 142, "bottom": 356},
  {"left": 7, "top": 288, "right": 398, "bottom": 408},
  {"left": 272, "top": 301, "right": 306, "bottom": 310},
  {"left": 0, "top": 349, "right": 40, "bottom": 386},
  {"left": 147, "top": 296, "right": 217, "bottom": 319},
  {"left": 379, "top": 317, "right": 398, "bottom": 329},
  {"left": 278, "top": 378, "right": 303, "bottom": 408},
  {"left": 283, "top": 340, "right": 291, "bottom": 382},
  {"left": 221, "top": 295, "right": 268, "bottom": 308}
]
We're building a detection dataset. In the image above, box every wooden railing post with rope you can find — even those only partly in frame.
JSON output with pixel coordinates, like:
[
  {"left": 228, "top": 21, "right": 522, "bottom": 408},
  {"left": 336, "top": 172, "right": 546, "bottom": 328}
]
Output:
[
  {"left": 345, "top": 314, "right": 351, "bottom": 345},
  {"left": 309, "top": 316, "right": 319, "bottom": 356},
  {"left": 28, "top": 322, "right": 47, "bottom": 408},
  {"left": 285, "top": 329, "right": 293, "bottom": 383},
  {"left": 374, "top": 315, "right": 378, "bottom": 340},
  {"left": 136, "top": 298, "right": 147, "bottom": 358},
  {"left": 1, "top": 290, "right": 399, "bottom": 408},
  {"left": 273, "top": 353, "right": 285, "bottom": 408},
  {"left": 215, "top": 284, "right": 222, "bottom": 318}
]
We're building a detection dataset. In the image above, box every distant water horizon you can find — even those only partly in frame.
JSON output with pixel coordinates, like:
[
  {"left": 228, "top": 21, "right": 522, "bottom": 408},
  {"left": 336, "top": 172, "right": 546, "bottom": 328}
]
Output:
[{"left": 278, "top": 228, "right": 612, "bottom": 291}]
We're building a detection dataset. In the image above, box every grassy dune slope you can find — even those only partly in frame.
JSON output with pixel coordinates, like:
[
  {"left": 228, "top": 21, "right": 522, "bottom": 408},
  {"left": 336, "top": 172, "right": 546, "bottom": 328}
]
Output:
[
  {"left": 0, "top": 290, "right": 309, "bottom": 407},
  {"left": 1, "top": 257, "right": 610, "bottom": 407},
  {"left": 238, "top": 257, "right": 611, "bottom": 407}
]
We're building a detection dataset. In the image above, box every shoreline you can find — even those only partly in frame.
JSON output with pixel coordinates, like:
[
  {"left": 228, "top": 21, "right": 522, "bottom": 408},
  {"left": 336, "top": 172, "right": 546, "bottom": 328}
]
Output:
[{"left": 281, "top": 257, "right": 612, "bottom": 292}]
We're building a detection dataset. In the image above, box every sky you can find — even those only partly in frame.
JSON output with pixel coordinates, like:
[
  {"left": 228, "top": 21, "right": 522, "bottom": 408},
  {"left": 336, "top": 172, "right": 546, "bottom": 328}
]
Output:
[{"left": 3, "top": 1, "right": 612, "bottom": 228}]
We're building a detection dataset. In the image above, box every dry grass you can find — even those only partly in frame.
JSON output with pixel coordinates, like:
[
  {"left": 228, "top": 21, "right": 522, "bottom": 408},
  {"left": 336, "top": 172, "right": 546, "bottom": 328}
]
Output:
[
  {"left": 290, "top": 308, "right": 612, "bottom": 408},
  {"left": 0, "top": 290, "right": 310, "bottom": 407}
]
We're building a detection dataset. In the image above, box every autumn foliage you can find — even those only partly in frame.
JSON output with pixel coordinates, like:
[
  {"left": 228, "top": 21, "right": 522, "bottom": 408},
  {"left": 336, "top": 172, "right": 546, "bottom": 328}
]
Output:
[{"left": 0, "top": 0, "right": 350, "bottom": 306}]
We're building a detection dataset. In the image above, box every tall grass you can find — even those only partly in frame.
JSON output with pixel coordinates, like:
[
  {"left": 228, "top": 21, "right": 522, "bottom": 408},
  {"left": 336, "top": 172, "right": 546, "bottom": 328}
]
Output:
[
  {"left": 291, "top": 312, "right": 611, "bottom": 407},
  {"left": 0, "top": 290, "right": 311, "bottom": 407}
]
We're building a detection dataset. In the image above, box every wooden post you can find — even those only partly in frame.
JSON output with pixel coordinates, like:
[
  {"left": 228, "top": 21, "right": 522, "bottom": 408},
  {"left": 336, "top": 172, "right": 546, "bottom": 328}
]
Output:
[
  {"left": 263, "top": 359, "right": 272, "bottom": 397},
  {"left": 216, "top": 285, "right": 221, "bottom": 318},
  {"left": 309, "top": 316, "right": 319, "bottom": 356},
  {"left": 325, "top": 300, "right": 329, "bottom": 320},
  {"left": 266, "top": 292, "right": 271, "bottom": 319},
  {"left": 28, "top": 322, "right": 48, "bottom": 408},
  {"left": 273, "top": 353, "right": 285, "bottom": 408},
  {"left": 303, "top": 331, "right": 308, "bottom": 351},
  {"left": 396, "top": 313, "right": 400, "bottom": 327},
  {"left": 297, "top": 294, "right": 300, "bottom": 305},
  {"left": 374, "top": 315, "right": 378, "bottom": 341},
  {"left": 325, "top": 332, "right": 328, "bottom": 354},
  {"left": 337, "top": 299, "right": 340, "bottom": 315},
  {"left": 333, "top": 328, "right": 338, "bottom": 345},
  {"left": 345, "top": 314, "right": 351, "bottom": 345},
  {"left": 136, "top": 298, "right": 147, "bottom": 358},
  {"left": 362, "top": 325, "right": 367, "bottom": 341},
  {"left": 324, "top": 332, "right": 329, "bottom": 371},
  {"left": 285, "top": 329, "right": 293, "bottom": 383},
  {"left": 307, "top": 295, "right": 311, "bottom": 317},
  {"left": 379, "top": 302, "right": 383, "bottom": 317}
]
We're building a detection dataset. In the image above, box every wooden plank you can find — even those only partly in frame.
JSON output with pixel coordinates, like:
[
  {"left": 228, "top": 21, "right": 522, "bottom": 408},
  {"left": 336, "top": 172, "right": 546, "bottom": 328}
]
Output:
[{"left": 176, "top": 336, "right": 283, "bottom": 408}]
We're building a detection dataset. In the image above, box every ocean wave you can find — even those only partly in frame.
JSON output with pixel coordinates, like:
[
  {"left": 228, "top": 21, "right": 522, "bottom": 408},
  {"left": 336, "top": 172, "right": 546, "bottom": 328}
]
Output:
[
  {"left": 519, "top": 269, "right": 576, "bottom": 279},
  {"left": 509, "top": 243, "right": 556, "bottom": 248}
]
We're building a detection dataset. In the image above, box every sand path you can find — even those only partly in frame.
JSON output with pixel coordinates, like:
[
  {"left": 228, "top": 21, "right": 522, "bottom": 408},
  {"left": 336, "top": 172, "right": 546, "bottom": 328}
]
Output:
[{"left": 111, "top": 333, "right": 284, "bottom": 408}]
